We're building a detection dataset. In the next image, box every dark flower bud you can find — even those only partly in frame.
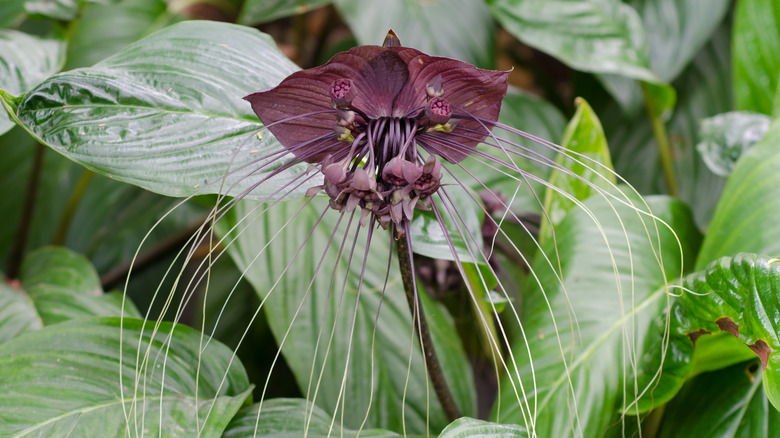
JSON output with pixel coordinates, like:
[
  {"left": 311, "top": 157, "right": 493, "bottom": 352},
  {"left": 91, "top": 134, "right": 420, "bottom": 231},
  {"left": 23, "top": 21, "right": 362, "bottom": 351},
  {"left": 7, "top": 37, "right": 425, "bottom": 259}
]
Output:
[
  {"left": 383, "top": 157, "right": 423, "bottom": 187},
  {"left": 414, "top": 155, "right": 443, "bottom": 195},
  {"left": 425, "top": 97, "right": 452, "bottom": 125},
  {"left": 382, "top": 29, "right": 401, "bottom": 48},
  {"left": 426, "top": 76, "right": 444, "bottom": 98},
  {"left": 335, "top": 108, "right": 355, "bottom": 127},
  {"left": 330, "top": 79, "right": 356, "bottom": 109}
]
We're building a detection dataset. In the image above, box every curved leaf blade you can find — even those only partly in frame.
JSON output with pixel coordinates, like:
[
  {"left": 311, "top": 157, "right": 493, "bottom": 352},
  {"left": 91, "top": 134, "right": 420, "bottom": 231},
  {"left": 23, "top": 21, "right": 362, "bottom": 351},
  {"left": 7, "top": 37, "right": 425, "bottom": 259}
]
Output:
[
  {"left": 0, "top": 30, "right": 65, "bottom": 135},
  {"left": 10, "top": 21, "right": 308, "bottom": 200},
  {"left": 224, "top": 398, "right": 401, "bottom": 437},
  {"left": 221, "top": 198, "right": 476, "bottom": 434},
  {"left": 696, "top": 119, "right": 780, "bottom": 268},
  {"left": 493, "top": 192, "right": 700, "bottom": 436},
  {"left": 733, "top": 0, "right": 780, "bottom": 114},
  {"left": 239, "top": 0, "right": 331, "bottom": 25},
  {"left": 489, "top": 0, "right": 658, "bottom": 82},
  {"left": 439, "top": 418, "right": 527, "bottom": 437},
  {"left": 0, "top": 317, "right": 252, "bottom": 437},
  {"left": 336, "top": 0, "right": 496, "bottom": 69}
]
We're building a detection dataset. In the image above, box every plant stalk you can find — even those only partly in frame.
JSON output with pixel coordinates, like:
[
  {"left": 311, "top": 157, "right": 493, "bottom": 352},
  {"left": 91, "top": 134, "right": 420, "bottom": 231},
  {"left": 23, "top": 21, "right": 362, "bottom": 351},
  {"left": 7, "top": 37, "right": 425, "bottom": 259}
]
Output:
[
  {"left": 395, "top": 226, "right": 462, "bottom": 422},
  {"left": 641, "top": 82, "right": 678, "bottom": 197}
]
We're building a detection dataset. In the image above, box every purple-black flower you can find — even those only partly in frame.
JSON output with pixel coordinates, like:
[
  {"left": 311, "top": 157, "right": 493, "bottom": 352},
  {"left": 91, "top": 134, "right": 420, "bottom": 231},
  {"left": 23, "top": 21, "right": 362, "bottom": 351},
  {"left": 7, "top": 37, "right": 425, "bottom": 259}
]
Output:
[{"left": 244, "top": 30, "right": 509, "bottom": 230}]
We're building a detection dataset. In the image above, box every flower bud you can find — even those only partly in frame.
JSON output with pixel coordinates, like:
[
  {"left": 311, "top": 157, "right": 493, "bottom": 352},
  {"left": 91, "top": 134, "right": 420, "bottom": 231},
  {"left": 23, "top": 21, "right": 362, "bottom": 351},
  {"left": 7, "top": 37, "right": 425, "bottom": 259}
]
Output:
[
  {"left": 425, "top": 97, "right": 452, "bottom": 125},
  {"left": 330, "top": 79, "right": 356, "bottom": 109}
]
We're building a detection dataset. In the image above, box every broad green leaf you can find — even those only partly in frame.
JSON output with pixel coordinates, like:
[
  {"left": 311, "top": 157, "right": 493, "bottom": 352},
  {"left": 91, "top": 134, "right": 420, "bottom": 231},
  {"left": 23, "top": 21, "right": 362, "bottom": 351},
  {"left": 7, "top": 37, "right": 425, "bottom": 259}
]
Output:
[
  {"left": 0, "top": 283, "right": 41, "bottom": 344},
  {"left": 24, "top": 0, "right": 79, "bottom": 20},
  {"left": 409, "top": 186, "right": 484, "bottom": 263},
  {"left": 453, "top": 88, "right": 566, "bottom": 215},
  {"left": 439, "top": 418, "right": 527, "bottom": 438},
  {"left": 223, "top": 398, "right": 401, "bottom": 437},
  {"left": 64, "top": 0, "right": 169, "bottom": 69},
  {"left": 335, "top": 0, "right": 495, "bottom": 69},
  {"left": 733, "top": 0, "right": 780, "bottom": 114},
  {"left": 0, "top": 247, "right": 142, "bottom": 335},
  {"left": 599, "top": 0, "right": 729, "bottom": 115},
  {"left": 489, "top": 0, "right": 658, "bottom": 82},
  {"left": 696, "top": 111, "right": 771, "bottom": 177},
  {"left": 671, "top": 254, "right": 780, "bottom": 411},
  {"left": 492, "top": 192, "right": 700, "bottom": 436},
  {"left": 696, "top": 119, "right": 780, "bottom": 268},
  {"left": 239, "top": 0, "right": 330, "bottom": 25},
  {"left": 0, "top": 0, "right": 25, "bottom": 28},
  {"left": 221, "top": 197, "right": 476, "bottom": 434},
  {"left": 0, "top": 30, "right": 65, "bottom": 135},
  {"left": 539, "top": 97, "right": 615, "bottom": 242},
  {"left": 657, "top": 361, "right": 780, "bottom": 438},
  {"left": 605, "top": 24, "right": 732, "bottom": 229},
  {"left": 0, "top": 317, "right": 252, "bottom": 437},
  {"left": 6, "top": 21, "right": 309, "bottom": 200}
]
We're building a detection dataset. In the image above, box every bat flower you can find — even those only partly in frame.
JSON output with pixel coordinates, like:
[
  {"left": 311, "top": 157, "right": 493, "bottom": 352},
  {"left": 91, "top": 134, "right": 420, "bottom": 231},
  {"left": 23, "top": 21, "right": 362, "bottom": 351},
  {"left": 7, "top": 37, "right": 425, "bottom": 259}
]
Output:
[{"left": 244, "top": 30, "right": 509, "bottom": 231}]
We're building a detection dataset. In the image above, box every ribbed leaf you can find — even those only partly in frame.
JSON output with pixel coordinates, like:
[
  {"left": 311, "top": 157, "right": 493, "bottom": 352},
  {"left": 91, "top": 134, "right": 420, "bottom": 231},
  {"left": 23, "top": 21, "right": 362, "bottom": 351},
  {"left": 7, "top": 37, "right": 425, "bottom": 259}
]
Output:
[
  {"left": 239, "top": 0, "right": 331, "bottom": 25},
  {"left": 657, "top": 361, "right": 780, "bottom": 437},
  {"left": 64, "top": 0, "right": 168, "bottom": 69},
  {"left": 0, "top": 317, "right": 252, "bottom": 437},
  {"left": 0, "top": 284, "right": 41, "bottom": 344},
  {"left": 696, "top": 119, "right": 780, "bottom": 268},
  {"left": 733, "top": 0, "right": 780, "bottom": 114},
  {"left": 4, "top": 21, "right": 309, "bottom": 200},
  {"left": 439, "top": 418, "right": 527, "bottom": 437},
  {"left": 223, "top": 399, "right": 400, "bottom": 437},
  {"left": 336, "top": 0, "right": 495, "bottom": 69},
  {"left": 0, "top": 30, "right": 65, "bottom": 135},
  {"left": 672, "top": 254, "right": 780, "bottom": 411},
  {"left": 488, "top": 0, "right": 658, "bottom": 82},
  {"left": 492, "top": 192, "right": 700, "bottom": 436},
  {"left": 221, "top": 197, "right": 476, "bottom": 434},
  {"left": 539, "top": 97, "right": 615, "bottom": 242}
]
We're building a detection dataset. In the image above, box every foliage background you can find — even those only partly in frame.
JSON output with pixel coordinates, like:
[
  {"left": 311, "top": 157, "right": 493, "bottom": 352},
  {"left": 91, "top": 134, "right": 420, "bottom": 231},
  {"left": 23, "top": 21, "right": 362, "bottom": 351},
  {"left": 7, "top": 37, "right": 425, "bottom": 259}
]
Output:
[{"left": 1, "top": 0, "right": 780, "bottom": 436}]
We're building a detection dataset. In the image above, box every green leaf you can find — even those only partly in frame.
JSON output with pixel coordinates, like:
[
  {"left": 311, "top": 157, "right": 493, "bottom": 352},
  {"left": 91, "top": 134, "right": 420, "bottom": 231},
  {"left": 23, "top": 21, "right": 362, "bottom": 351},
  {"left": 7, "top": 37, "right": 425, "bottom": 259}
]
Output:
[
  {"left": 696, "top": 111, "right": 771, "bottom": 177},
  {"left": 409, "top": 186, "right": 484, "bottom": 263},
  {"left": 224, "top": 398, "right": 401, "bottom": 437},
  {"left": 733, "top": 0, "right": 780, "bottom": 114},
  {"left": 657, "top": 361, "right": 780, "bottom": 438},
  {"left": 598, "top": 0, "right": 729, "bottom": 114},
  {"left": 0, "top": 30, "right": 65, "bottom": 135},
  {"left": 439, "top": 418, "right": 527, "bottom": 437},
  {"left": 239, "top": 0, "right": 331, "bottom": 25},
  {"left": 0, "top": 317, "right": 252, "bottom": 437},
  {"left": 335, "top": 0, "right": 496, "bottom": 69},
  {"left": 453, "top": 88, "right": 566, "bottom": 215},
  {"left": 221, "top": 197, "right": 476, "bottom": 434},
  {"left": 10, "top": 21, "right": 309, "bottom": 200},
  {"left": 64, "top": 0, "right": 169, "bottom": 69},
  {"left": 671, "top": 254, "right": 780, "bottom": 411},
  {"left": 492, "top": 192, "right": 700, "bottom": 436},
  {"left": 605, "top": 24, "right": 732, "bottom": 229},
  {"left": 696, "top": 119, "right": 780, "bottom": 268},
  {"left": 0, "top": 283, "right": 42, "bottom": 344},
  {"left": 539, "top": 97, "right": 615, "bottom": 242},
  {"left": 489, "top": 0, "right": 658, "bottom": 82},
  {"left": 24, "top": 0, "right": 79, "bottom": 20},
  {"left": 0, "top": 0, "right": 25, "bottom": 28}
]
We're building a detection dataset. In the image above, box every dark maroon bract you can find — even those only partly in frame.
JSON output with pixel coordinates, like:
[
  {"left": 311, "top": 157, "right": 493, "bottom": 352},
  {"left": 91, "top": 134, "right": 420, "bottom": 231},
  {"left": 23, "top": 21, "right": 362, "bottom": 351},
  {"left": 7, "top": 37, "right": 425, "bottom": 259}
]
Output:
[{"left": 245, "top": 30, "right": 509, "bottom": 228}]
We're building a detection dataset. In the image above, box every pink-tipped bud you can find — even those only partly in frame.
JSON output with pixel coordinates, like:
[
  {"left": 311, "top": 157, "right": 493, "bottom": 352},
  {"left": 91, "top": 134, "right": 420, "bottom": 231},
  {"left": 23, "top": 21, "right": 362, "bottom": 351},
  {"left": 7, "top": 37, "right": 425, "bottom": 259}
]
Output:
[
  {"left": 426, "top": 76, "right": 444, "bottom": 98},
  {"left": 425, "top": 97, "right": 452, "bottom": 125},
  {"left": 331, "top": 79, "right": 356, "bottom": 109}
]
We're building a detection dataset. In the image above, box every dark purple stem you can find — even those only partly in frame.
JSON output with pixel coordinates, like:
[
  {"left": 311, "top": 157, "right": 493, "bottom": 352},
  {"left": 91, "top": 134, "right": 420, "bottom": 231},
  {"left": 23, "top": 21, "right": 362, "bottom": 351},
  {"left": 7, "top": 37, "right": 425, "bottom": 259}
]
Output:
[{"left": 395, "top": 224, "right": 462, "bottom": 422}]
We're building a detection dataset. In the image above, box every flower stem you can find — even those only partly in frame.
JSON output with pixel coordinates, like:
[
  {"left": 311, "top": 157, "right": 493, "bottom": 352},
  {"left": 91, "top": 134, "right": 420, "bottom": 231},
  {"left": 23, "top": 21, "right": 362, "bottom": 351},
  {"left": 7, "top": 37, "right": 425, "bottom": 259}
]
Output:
[
  {"left": 395, "top": 226, "right": 462, "bottom": 422},
  {"left": 641, "top": 82, "right": 678, "bottom": 197}
]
